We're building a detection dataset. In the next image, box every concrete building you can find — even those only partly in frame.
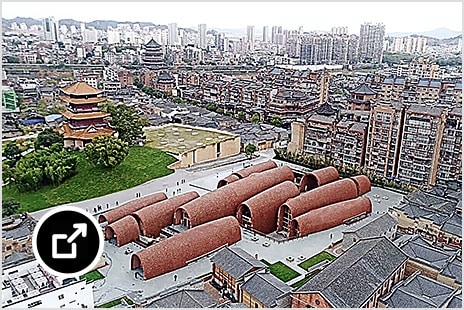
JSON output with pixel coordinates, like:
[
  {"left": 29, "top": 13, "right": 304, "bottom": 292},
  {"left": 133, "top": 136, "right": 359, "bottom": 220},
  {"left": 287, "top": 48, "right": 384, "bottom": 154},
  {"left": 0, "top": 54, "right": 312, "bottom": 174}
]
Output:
[
  {"left": 2, "top": 259, "right": 94, "bottom": 308},
  {"left": 397, "top": 105, "right": 446, "bottom": 187},
  {"left": 2, "top": 214, "right": 36, "bottom": 261},
  {"left": 358, "top": 23, "right": 385, "bottom": 63},
  {"left": 437, "top": 107, "right": 462, "bottom": 185},
  {"left": 365, "top": 102, "right": 405, "bottom": 180},
  {"left": 197, "top": 24, "right": 207, "bottom": 49},
  {"left": 42, "top": 16, "right": 59, "bottom": 42},
  {"left": 262, "top": 26, "right": 269, "bottom": 43},
  {"left": 168, "top": 23, "right": 179, "bottom": 46}
]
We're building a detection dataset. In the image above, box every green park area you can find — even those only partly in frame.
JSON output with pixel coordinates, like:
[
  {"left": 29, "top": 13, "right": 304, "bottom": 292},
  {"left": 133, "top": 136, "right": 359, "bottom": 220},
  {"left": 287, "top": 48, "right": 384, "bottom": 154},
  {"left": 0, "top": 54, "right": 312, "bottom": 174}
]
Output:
[
  {"left": 144, "top": 125, "right": 235, "bottom": 154},
  {"left": 80, "top": 270, "right": 105, "bottom": 283},
  {"left": 2, "top": 146, "right": 176, "bottom": 213},
  {"left": 298, "top": 251, "right": 336, "bottom": 271},
  {"left": 261, "top": 259, "right": 300, "bottom": 282}
]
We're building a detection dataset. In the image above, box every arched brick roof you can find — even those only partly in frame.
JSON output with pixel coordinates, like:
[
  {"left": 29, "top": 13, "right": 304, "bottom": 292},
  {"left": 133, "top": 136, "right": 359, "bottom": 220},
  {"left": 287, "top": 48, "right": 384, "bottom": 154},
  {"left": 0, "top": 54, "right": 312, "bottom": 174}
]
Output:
[
  {"left": 299, "top": 166, "right": 339, "bottom": 192},
  {"left": 217, "top": 161, "right": 277, "bottom": 188},
  {"left": 278, "top": 178, "right": 358, "bottom": 230},
  {"left": 350, "top": 175, "right": 371, "bottom": 196},
  {"left": 132, "top": 191, "right": 199, "bottom": 238},
  {"left": 175, "top": 166, "right": 294, "bottom": 227},
  {"left": 232, "top": 160, "right": 277, "bottom": 179},
  {"left": 131, "top": 216, "right": 241, "bottom": 280},
  {"left": 237, "top": 181, "right": 300, "bottom": 234},
  {"left": 217, "top": 174, "right": 241, "bottom": 188},
  {"left": 289, "top": 197, "right": 372, "bottom": 238},
  {"left": 98, "top": 192, "right": 167, "bottom": 224},
  {"left": 104, "top": 215, "right": 140, "bottom": 247}
]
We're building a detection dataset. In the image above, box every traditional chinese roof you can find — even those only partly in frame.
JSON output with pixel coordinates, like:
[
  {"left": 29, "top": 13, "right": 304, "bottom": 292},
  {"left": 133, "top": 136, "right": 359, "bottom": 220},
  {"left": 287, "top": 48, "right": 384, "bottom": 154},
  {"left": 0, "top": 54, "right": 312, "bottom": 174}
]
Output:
[
  {"left": 57, "top": 123, "right": 116, "bottom": 141},
  {"left": 351, "top": 83, "right": 377, "bottom": 95},
  {"left": 145, "top": 38, "right": 161, "bottom": 48},
  {"left": 61, "top": 110, "right": 110, "bottom": 120},
  {"left": 60, "top": 95, "right": 107, "bottom": 105},
  {"left": 61, "top": 81, "right": 102, "bottom": 96}
]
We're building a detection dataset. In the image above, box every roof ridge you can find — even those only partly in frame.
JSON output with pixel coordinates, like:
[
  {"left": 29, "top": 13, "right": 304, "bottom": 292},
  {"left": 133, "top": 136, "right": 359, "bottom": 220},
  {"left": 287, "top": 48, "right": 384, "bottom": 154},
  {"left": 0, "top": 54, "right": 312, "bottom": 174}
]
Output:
[{"left": 255, "top": 272, "right": 287, "bottom": 293}]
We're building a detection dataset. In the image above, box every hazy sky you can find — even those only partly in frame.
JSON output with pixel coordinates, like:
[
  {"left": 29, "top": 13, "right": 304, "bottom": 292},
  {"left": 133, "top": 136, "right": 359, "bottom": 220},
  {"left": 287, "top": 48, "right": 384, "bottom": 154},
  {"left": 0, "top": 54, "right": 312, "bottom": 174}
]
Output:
[{"left": 2, "top": 1, "right": 462, "bottom": 34}]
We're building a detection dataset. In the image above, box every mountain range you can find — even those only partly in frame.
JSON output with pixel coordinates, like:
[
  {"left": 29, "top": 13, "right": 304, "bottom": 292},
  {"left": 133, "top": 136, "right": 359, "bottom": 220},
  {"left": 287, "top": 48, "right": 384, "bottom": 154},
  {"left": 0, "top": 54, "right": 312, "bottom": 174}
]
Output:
[{"left": 2, "top": 17, "right": 462, "bottom": 40}]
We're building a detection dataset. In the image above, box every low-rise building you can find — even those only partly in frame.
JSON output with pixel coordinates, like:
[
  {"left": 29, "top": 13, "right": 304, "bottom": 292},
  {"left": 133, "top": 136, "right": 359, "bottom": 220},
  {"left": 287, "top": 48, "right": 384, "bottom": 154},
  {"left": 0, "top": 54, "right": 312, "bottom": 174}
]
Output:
[{"left": 241, "top": 270, "right": 293, "bottom": 308}]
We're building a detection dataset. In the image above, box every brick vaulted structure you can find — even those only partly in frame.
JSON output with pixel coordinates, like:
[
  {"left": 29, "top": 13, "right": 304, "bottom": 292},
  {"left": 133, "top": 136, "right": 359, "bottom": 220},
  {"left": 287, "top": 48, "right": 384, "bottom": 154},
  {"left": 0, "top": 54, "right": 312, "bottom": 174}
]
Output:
[
  {"left": 132, "top": 191, "right": 199, "bottom": 238},
  {"left": 217, "top": 160, "right": 277, "bottom": 188},
  {"left": 236, "top": 181, "right": 300, "bottom": 234},
  {"left": 131, "top": 216, "right": 241, "bottom": 280},
  {"left": 299, "top": 166, "right": 339, "bottom": 192},
  {"left": 98, "top": 192, "right": 167, "bottom": 224},
  {"left": 174, "top": 166, "right": 294, "bottom": 228},
  {"left": 57, "top": 81, "right": 115, "bottom": 148},
  {"left": 289, "top": 197, "right": 373, "bottom": 238},
  {"left": 104, "top": 215, "right": 140, "bottom": 247},
  {"left": 277, "top": 178, "right": 358, "bottom": 233}
]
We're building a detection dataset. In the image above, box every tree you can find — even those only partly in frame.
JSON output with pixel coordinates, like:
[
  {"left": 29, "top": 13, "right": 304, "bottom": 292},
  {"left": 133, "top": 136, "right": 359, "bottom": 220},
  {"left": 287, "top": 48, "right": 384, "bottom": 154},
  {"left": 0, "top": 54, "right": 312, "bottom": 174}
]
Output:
[
  {"left": 35, "top": 129, "right": 64, "bottom": 150},
  {"left": 245, "top": 143, "right": 257, "bottom": 159},
  {"left": 36, "top": 100, "right": 49, "bottom": 116},
  {"left": 270, "top": 117, "right": 283, "bottom": 127},
  {"left": 251, "top": 113, "right": 260, "bottom": 124},
  {"left": 102, "top": 103, "right": 148, "bottom": 146},
  {"left": 237, "top": 112, "right": 246, "bottom": 122},
  {"left": 4, "top": 141, "right": 22, "bottom": 165},
  {"left": 2, "top": 198, "right": 20, "bottom": 217},
  {"left": 84, "top": 135, "right": 129, "bottom": 168}
]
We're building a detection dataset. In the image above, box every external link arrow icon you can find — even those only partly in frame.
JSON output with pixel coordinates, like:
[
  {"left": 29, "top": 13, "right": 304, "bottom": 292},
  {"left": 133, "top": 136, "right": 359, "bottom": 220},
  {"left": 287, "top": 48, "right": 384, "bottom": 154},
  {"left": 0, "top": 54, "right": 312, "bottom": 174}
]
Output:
[{"left": 67, "top": 223, "right": 87, "bottom": 243}]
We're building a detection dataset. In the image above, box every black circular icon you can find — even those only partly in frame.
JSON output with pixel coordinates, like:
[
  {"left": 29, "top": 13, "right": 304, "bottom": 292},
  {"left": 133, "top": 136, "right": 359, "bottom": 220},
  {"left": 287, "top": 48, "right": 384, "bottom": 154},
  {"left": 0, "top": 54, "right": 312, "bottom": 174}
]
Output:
[{"left": 33, "top": 207, "right": 104, "bottom": 277}]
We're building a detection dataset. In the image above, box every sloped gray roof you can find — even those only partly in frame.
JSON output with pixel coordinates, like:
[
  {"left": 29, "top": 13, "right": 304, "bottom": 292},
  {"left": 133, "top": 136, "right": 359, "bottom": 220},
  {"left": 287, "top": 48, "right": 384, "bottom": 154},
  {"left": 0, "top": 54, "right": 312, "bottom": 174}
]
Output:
[
  {"left": 149, "top": 289, "right": 217, "bottom": 308},
  {"left": 379, "top": 272, "right": 457, "bottom": 308},
  {"left": 440, "top": 212, "right": 462, "bottom": 236},
  {"left": 210, "top": 247, "right": 265, "bottom": 279},
  {"left": 241, "top": 272, "right": 292, "bottom": 307},
  {"left": 439, "top": 256, "right": 462, "bottom": 285},
  {"left": 395, "top": 203, "right": 449, "bottom": 226},
  {"left": 395, "top": 235, "right": 457, "bottom": 270},
  {"left": 351, "top": 83, "right": 377, "bottom": 95},
  {"left": 343, "top": 212, "right": 397, "bottom": 239},
  {"left": 447, "top": 294, "right": 462, "bottom": 308},
  {"left": 297, "top": 237, "right": 408, "bottom": 308}
]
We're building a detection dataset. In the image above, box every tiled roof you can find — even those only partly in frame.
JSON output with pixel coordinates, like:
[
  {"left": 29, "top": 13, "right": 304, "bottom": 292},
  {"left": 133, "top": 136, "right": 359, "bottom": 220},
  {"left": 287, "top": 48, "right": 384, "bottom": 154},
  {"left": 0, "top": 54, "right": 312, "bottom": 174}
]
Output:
[
  {"left": 242, "top": 272, "right": 292, "bottom": 307},
  {"left": 394, "top": 203, "right": 449, "bottom": 226},
  {"left": 439, "top": 256, "right": 462, "bottom": 285},
  {"left": 62, "top": 81, "right": 102, "bottom": 96},
  {"left": 379, "top": 272, "right": 458, "bottom": 308},
  {"left": 210, "top": 246, "right": 265, "bottom": 279},
  {"left": 60, "top": 95, "right": 107, "bottom": 105},
  {"left": 104, "top": 215, "right": 140, "bottom": 247},
  {"left": 61, "top": 110, "right": 110, "bottom": 120},
  {"left": 395, "top": 235, "right": 458, "bottom": 271},
  {"left": 57, "top": 123, "right": 116, "bottom": 141},
  {"left": 297, "top": 237, "right": 408, "bottom": 308},
  {"left": 149, "top": 289, "right": 217, "bottom": 308},
  {"left": 343, "top": 212, "right": 397, "bottom": 239},
  {"left": 440, "top": 212, "right": 462, "bottom": 237},
  {"left": 351, "top": 83, "right": 377, "bottom": 95}
]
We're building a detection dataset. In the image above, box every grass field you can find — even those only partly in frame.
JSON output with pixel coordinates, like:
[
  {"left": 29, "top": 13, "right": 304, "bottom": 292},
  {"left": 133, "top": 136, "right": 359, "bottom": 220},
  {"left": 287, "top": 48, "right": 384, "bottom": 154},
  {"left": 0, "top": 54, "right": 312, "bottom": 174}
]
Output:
[
  {"left": 298, "top": 251, "right": 336, "bottom": 271},
  {"left": 2, "top": 146, "right": 176, "bottom": 213},
  {"left": 260, "top": 260, "right": 300, "bottom": 282},
  {"left": 80, "top": 270, "right": 104, "bottom": 283},
  {"left": 97, "top": 297, "right": 133, "bottom": 308}
]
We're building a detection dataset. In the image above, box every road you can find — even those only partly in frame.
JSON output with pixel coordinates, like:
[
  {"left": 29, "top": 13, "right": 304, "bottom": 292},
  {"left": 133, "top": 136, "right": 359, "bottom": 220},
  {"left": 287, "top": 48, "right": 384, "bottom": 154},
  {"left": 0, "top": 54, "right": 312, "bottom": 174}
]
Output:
[{"left": 31, "top": 149, "right": 275, "bottom": 221}]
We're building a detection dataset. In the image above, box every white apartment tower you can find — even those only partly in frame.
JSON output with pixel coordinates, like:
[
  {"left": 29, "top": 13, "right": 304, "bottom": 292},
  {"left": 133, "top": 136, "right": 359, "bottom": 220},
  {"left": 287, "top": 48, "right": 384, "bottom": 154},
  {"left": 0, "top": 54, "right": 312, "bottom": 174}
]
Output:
[
  {"left": 358, "top": 22, "right": 385, "bottom": 63},
  {"left": 198, "top": 23, "right": 207, "bottom": 49},
  {"left": 42, "top": 17, "right": 59, "bottom": 42},
  {"left": 168, "top": 23, "right": 179, "bottom": 46}
]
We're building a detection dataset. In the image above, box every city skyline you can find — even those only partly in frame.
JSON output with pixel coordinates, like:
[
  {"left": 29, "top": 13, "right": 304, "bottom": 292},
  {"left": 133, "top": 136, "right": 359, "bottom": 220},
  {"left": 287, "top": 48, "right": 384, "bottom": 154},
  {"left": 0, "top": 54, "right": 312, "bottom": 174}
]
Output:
[{"left": 2, "top": 1, "right": 462, "bottom": 34}]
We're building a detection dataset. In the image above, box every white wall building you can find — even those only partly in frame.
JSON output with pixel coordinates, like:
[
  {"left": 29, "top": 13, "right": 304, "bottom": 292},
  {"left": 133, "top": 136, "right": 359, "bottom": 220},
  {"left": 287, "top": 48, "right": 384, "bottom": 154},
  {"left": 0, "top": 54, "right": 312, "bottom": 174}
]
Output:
[{"left": 2, "top": 259, "right": 94, "bottom": 308}]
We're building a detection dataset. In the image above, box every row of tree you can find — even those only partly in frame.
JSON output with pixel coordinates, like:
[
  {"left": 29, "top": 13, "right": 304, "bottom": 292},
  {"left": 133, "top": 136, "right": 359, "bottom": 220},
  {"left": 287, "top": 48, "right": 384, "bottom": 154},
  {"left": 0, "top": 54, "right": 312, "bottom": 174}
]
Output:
[{"left": 274, "top": 148, "right": 416, "bottom": 193}]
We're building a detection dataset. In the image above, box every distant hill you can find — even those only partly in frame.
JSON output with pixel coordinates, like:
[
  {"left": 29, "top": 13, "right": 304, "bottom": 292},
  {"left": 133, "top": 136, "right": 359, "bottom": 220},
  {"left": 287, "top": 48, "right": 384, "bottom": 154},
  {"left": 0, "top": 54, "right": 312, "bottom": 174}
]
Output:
[{"left": 388, "top": 27, "right": 461, "bottom": 39}]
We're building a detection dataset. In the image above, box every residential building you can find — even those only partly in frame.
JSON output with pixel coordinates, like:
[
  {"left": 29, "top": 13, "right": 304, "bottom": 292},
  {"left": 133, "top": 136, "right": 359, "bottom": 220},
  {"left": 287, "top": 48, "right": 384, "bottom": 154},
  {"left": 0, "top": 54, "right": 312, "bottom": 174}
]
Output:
[
  {"left": 397, "top": 104, "right": 446, "bottom": 187},
  {"left": 365, "top": 102, "right": 405, "bottom": 179},
  {"left": 332, "top": 119, "right": 368, "bottom": 169},
  {"left": 197, "top": 24, "right": 207, "bottom": 49},
  {"left": 2, "top": 86, "right": 18, "bottom": 111},
  {"left": 2, "top": 259, "right": 94, "bottom": 308},
  {"left": 303, "top": 113, "right": 336, "bottom": 159},
  {"left": 42, "top": 16, "right": 59, "bottom": 42},
  {"left": 437, "top": 107, "right": 462, "bottom": 185},
  {"left": 291, "top": 237, "right": 408, "bottom": 308},
  {"left": 358, "top": 23, "right": 385, "bottom": 63},
  {"left": 168, "top": 23, "right": 179, "bottom": 46},
  {"left": 416, "top": 78, "right": 442, "bottom": 104},
  {"left": 379, "top": 76, "right": 407, "bottom": 102},
  {"left": 262, "top": 26, "right": 269, "bottom": 43}
]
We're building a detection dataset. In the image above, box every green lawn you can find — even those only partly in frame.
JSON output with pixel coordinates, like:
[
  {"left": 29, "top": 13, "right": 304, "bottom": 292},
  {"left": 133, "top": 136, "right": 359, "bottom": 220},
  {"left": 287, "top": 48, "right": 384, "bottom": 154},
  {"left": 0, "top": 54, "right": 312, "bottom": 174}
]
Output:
[
  {"left": 291, "top": 276, "right": 311, "bottom": 289},
  {"left": 2, "top": 146, "right": 176, "bottom": 213},
  {"left": 298, "top": 251, "right": 336, "bottom": 271},
  {"left": 97, "top": 297, "right": 133, "bottom": 308},
  {"left": 267, "top": 261, "right": 300, "bottom": 282},
  {"left": 80, "top": 270, "right": 104, "bottom": 283}
]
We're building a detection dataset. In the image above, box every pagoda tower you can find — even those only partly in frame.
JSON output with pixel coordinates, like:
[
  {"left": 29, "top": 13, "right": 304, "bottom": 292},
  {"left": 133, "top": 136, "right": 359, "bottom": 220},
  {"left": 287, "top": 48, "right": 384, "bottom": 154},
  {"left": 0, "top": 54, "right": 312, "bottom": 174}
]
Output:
[
  {"left": 57, "top": 81, "right": 115, "bottom": 149},
  {"left": 142, "top": 38, "right": 164, "bottom": 68}
]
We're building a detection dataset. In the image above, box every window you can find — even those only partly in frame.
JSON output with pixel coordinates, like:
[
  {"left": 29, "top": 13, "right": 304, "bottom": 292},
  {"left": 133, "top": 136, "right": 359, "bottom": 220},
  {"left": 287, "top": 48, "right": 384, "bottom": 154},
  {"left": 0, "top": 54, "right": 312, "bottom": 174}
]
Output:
[
  {"left": 254, "top": 302, "right": 259, "bottom": 308},
  {"left": 6, "top": 245, "right": 12, "bottom": 251},
  {"left": 315, "top": 299, "right": 320, "bottom": 305},
  {"left": 58, "top": 294, "right": 64, "bottom": 300}
]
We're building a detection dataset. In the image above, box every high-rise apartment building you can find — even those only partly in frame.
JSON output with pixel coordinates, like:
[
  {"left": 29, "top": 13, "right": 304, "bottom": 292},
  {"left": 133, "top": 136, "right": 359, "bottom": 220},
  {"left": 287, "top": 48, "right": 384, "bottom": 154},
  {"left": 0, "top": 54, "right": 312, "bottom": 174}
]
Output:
[
  {"left": 168, "top": 23, "right": 179, "bottom": 46},
  {"left": 358, "top": 23, "right": 385, "bottom": 63},
  {"left": 197, "top": 23, "right": 207, "bottom": 49},
  {"left": 262, "top": 26, "right": 269, "bottom": 42},
  {"left": 42, "top": 17, "right": 59, "bottom": 42},
  {"left": 246, "top": 25, "right": 255, "bottom": 51},
  {"left": 397, "top": 105, "right": 446, "bottom": 187}
]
